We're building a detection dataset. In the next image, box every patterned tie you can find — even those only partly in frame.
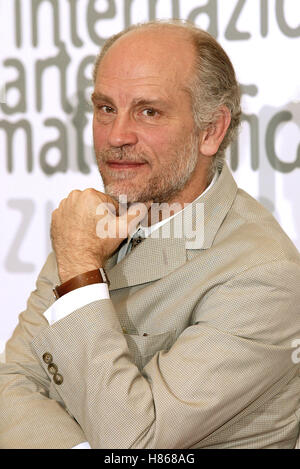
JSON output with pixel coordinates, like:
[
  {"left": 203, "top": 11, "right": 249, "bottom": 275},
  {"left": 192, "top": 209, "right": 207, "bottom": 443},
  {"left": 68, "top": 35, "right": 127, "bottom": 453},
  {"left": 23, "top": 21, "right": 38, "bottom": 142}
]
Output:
[{"left": 128, "top": 228, "right": 145, "bottom": 253}]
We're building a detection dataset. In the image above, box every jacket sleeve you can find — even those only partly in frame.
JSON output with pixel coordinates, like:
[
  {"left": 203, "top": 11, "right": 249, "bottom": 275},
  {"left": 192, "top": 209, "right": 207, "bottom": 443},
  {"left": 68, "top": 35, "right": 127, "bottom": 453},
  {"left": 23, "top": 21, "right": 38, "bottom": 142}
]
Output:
[
  {"left": 30, "top": 258, "right": 300, "bottom": 448},
  {"left": 0, "top": 253, "right": 87, "bottom": 449}
]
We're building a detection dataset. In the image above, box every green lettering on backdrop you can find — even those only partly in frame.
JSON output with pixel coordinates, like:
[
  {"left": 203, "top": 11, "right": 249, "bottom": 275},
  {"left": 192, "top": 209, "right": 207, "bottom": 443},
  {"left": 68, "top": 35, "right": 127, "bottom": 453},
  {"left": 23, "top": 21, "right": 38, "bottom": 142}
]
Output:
[
  {"left": 260, "top": 0, "right": 269, "bottom": 37},
  {"left": 266, "top": 111, "right": 300, "bottom": 173},
  {"left": 230, "top": 85, "right": 259, "bottom": 171},
  {"left": 15, "top": 0, "right": 22, "bottom": 48},
  {"left": 0, "top": 120, "right": 33, "bottom": 172},
  {"left": 67, "top": 0, "right": 84, "bottom": 47},
  {"left": 5, "top": 200, "right": 35, "bottom": 273},
  {"left": 73, "top": 56, "right": 96, "bottom": 174},
  {"left": 276, "top": 0, "right": 300, "bottom": 37},
  {"left": 124, "top": 0, "right": 135, "bottom": 29},
  {"left": 3, "top": 0, "right": 300, "bottom": 178},
  {"left": 87, "top": 0, "right": 116, "bottom": 45},
  {"left": 1, "top": 59, "right": 26, "bottom": 114},
  {"left": 149, "top": 0, "right": 160, "bottom": 21},
  {"left": 225, "top": 0, "right": 251, "bottom": 40},
  {"left": 187, "top": 0, "right": 218, "bottom": 38},
  {"left": 32, "top": 0, "right": 61, "bottom": 47},
  {"left": 40, "top": 118, "right": 68, "bottom": 175},
  {"left": 35, "top": 42, "right": 72, "bottom": 113}
]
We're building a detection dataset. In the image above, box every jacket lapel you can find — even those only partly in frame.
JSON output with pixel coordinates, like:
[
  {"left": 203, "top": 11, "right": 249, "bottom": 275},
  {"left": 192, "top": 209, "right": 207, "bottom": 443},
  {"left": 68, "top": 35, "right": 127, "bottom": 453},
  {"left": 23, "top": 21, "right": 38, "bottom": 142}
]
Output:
[
  {"left": 107, "top": 236, "right": 187, "bottom": 291},
  {"left": 196, "top": 162, "right": 238, "bottom": 249}
]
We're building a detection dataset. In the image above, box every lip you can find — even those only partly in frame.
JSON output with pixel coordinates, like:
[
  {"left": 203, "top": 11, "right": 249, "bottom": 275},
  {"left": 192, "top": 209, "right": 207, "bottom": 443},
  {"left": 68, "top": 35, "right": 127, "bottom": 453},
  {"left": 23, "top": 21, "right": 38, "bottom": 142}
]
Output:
[{"left": 107, "top": 161, "right": 147, "bottom": 170}]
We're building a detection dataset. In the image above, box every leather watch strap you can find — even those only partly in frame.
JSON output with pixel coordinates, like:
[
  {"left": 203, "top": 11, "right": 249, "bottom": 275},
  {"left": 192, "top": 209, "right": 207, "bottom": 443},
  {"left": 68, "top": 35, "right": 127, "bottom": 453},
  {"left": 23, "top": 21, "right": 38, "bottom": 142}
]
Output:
[{"left": 53, "top": 268, "right": 110, "bottom": 299}]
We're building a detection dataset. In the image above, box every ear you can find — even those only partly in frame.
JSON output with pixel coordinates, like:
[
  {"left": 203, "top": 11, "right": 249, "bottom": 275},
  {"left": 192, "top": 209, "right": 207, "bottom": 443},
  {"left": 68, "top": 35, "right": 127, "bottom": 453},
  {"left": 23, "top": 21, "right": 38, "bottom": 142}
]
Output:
[{"left": 198, "top": 106, "right": 231, "bottom": 157}]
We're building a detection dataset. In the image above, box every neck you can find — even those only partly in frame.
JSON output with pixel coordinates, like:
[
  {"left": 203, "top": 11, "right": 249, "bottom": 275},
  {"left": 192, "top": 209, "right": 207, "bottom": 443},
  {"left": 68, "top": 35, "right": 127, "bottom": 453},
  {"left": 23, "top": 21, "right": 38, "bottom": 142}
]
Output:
[{"left": 145, "top": 162, "right": 212, "bottom": 227}]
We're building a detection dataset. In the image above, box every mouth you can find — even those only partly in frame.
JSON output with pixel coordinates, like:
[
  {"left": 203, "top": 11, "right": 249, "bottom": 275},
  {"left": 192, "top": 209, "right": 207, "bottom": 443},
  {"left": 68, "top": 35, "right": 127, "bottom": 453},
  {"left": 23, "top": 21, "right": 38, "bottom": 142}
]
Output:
[{"left": 106, "top": 160, "right": 147, "bottom": 170}]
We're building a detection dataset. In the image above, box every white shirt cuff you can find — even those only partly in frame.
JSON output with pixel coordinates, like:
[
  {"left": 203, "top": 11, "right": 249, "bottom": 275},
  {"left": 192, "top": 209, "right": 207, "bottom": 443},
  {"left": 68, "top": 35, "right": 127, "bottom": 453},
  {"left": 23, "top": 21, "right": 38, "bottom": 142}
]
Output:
[
  {"left": 44, "top": 283, "right": 110, "bottom": 325},
  {"left": 72, "top": 441, "right": 91, "bottom": 449}
]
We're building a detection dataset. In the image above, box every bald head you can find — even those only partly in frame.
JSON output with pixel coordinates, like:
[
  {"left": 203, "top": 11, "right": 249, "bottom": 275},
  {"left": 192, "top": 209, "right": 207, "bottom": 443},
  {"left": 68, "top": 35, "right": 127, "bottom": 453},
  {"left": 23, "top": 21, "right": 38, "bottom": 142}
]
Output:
[
  {"left": 93, "top": 21, "right": 197, "bottom": 85},
  {"left": 94, "top": 25, "right": 196, "bottom": 94}
]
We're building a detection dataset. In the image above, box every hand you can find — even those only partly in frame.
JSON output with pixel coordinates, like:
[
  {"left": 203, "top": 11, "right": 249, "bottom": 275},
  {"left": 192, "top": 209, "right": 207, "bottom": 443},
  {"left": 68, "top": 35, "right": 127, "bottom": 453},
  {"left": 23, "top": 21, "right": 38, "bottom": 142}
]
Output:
[{"left": 51, "top": 189, "right": 151, "bottom": 283}]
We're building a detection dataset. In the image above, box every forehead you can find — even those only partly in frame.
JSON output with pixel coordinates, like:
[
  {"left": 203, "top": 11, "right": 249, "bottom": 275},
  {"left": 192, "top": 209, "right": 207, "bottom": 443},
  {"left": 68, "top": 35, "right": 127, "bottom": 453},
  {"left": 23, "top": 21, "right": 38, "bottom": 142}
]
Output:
[{"left": 95, "top": 29, "right": 195, "bottom": 99}]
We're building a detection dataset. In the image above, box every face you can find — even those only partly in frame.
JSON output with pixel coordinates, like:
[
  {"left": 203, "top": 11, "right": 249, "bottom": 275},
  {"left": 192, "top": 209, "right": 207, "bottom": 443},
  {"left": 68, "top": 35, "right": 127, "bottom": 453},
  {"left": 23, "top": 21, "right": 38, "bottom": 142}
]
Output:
[{"left": 92, "top": 29, "right": 200, "bottom": 204}]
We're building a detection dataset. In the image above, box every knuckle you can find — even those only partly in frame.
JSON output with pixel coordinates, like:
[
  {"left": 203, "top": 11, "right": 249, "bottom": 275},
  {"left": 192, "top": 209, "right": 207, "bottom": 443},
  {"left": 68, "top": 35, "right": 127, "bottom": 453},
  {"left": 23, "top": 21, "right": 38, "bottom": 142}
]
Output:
[
  {"left": 69, "top": 189, "right": 81, "bottom": 197},
  {"left": 82, "top": 188, "right": 97, "bottom": 201},
  {"left": 83, "top": 188, "right": 97, "bottom": 197}
]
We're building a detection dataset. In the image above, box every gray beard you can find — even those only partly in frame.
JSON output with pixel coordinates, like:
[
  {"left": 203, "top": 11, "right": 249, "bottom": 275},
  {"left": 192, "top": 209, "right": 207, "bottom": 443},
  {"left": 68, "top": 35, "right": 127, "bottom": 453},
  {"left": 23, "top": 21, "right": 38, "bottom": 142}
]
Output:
[{"left": 96, "top": 134, "right": 199, "bottom": 204}]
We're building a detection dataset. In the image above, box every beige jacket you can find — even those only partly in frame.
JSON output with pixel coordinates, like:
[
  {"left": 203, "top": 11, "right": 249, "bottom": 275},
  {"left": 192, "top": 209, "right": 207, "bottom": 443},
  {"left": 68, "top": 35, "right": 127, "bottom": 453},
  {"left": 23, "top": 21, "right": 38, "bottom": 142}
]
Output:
[{"left": 1, "top": 163, "right": 300, "bottom": 449}]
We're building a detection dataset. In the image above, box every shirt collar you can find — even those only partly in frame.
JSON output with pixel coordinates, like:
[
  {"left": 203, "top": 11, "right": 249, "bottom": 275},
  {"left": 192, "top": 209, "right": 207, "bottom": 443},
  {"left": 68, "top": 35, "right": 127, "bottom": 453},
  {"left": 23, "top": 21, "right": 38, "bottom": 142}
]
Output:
[{"left": 117, "top": 171, "right": 219, "bottom": 263}]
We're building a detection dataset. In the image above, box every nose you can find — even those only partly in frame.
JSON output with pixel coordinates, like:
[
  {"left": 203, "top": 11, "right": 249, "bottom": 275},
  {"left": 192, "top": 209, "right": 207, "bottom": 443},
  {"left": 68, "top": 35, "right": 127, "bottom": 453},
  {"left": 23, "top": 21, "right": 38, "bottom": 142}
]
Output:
[{"left": 108, "top": 113, "right": 138, "bottom": 148}]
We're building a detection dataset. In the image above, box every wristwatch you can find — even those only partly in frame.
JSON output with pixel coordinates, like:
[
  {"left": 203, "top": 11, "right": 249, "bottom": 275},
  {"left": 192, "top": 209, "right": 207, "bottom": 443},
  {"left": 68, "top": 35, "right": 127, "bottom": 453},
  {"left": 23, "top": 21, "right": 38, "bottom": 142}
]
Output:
[{"left": 53, "top": 268, "right": 110, "bottom": 299}]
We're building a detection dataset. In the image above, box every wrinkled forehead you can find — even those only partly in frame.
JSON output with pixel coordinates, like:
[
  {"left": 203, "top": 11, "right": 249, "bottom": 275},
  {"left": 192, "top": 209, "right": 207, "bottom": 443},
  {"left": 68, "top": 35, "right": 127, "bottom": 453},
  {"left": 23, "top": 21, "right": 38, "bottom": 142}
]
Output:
[{"left": 95, "top": 28, "right": 196, "bottom": 90}]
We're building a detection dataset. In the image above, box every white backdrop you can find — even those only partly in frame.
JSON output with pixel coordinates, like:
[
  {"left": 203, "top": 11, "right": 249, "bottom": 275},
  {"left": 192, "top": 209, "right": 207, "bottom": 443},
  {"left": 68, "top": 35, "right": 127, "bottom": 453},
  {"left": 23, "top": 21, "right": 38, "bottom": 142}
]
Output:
[{"left": 1, "top": 0, "right": 300, "bottom": 355}]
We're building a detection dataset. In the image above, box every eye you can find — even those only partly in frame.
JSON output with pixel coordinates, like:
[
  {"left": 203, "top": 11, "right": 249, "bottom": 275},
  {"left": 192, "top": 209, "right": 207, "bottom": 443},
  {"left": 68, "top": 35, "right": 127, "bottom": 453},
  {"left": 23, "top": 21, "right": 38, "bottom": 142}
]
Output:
[
  {"left": 94, "top": 104, "right": 116, "bottom": 124},
  {"left": 99, "top": 105, "right": 114, "bottom": 114},
  {"left": 141, "top": 108, "right": 159, "bottom": 118}
]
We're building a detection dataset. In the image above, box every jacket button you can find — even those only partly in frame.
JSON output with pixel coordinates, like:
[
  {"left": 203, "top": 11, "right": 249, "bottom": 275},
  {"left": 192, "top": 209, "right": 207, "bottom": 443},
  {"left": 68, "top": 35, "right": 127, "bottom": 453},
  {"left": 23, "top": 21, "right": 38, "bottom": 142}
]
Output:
[
  {"left": 42, "top": 353, "right": 53, "bottom": 364},
  {"left": 48, "top": 363, "right": 58, "bottom": 375},
  {"left": 53, "top": 373, "right": 63, "bottom": 385}
]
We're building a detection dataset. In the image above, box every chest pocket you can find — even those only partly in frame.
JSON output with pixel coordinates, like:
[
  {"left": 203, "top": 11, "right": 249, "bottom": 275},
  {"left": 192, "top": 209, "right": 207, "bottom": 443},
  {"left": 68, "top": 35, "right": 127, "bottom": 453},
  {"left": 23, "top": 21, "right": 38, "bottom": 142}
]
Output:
[{"left": 124, "top": 330, "right": 176, "bottom": 370}]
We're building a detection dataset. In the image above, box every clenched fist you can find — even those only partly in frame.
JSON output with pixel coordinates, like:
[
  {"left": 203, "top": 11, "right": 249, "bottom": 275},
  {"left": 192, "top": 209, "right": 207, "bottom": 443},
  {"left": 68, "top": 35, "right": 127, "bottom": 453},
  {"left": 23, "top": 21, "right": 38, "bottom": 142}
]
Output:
[{"left": 51, "top": 189, "right": 151, "bottom": 283}]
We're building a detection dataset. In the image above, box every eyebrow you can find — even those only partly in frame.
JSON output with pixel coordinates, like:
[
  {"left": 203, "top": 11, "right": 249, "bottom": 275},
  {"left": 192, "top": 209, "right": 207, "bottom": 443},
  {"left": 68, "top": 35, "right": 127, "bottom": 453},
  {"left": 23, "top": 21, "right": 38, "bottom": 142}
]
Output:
[
  {"left": 91, "top": 92, "right": 170, "bottom": 109},
  {"left": 91, "top": 92, "right": 115, "bottom": 106},
  {"left": 132, "top": 98, "right": 169, "bottom": 108}
]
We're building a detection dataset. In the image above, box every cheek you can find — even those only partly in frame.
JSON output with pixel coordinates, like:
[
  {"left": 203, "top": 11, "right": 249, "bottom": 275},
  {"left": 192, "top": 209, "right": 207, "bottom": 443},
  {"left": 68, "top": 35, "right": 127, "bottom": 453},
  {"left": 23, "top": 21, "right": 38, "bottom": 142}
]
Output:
[
  {"left": 93, "top": 121, "right": 109, "bottom": 148},
  {"left": 143, "top": 120, "right": 192, "bottom": 148},
  {"left": 141, "top": 129, "right": 176, "bottom": 156}
]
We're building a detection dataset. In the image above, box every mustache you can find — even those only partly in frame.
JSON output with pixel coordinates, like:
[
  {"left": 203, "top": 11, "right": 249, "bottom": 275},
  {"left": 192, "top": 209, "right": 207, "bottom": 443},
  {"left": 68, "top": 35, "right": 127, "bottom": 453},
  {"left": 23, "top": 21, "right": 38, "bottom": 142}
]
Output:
[{"left": 96, "top": 147, "right": 149, "bottom": 164}]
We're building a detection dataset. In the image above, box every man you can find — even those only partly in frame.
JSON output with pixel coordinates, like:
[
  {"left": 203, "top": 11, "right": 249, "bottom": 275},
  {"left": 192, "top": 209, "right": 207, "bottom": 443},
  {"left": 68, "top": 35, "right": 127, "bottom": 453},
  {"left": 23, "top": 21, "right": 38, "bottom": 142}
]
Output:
[{"left": 1, "top": 20, "right": 300, "bottom": 449}]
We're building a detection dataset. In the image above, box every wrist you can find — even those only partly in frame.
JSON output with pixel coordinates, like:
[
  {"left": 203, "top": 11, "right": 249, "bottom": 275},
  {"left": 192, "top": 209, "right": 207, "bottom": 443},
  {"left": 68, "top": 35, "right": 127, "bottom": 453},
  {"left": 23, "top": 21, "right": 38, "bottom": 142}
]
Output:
[
  {"left": 59, "top": 263, "right": 103, "bottom": 284},
  {"left": 53, "top": 268, "right": 110, "bottom": 299}
]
